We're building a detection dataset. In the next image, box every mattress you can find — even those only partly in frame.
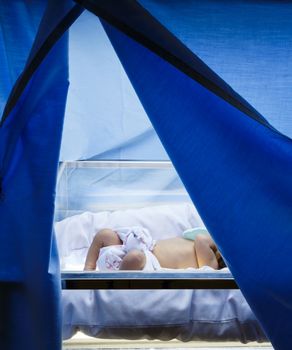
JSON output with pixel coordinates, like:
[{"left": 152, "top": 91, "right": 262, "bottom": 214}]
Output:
[{"left": 55, "top": 203, "right": 267, "bottom": 343}]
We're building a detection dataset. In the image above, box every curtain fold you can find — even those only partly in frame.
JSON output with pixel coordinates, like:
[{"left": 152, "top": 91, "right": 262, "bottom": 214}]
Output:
[
  {"left": 0, "top": 0, "right": 45, "bottom": 117},
  {"left": 0, "top": 1, "right": 81, "bottom": 349}
]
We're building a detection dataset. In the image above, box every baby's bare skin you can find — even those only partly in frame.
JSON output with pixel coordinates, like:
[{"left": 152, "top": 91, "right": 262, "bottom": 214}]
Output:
[
  {"left": 153, "top": 237, "right": 198, "bottom": 269},
  {"left": 84, "top": 229, "right": 224, "bottom": 271}
]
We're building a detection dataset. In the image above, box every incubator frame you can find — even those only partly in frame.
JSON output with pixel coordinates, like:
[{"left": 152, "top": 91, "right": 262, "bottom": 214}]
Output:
[{"left": 57, "top": 160, "right": 238, "bottom": 290}]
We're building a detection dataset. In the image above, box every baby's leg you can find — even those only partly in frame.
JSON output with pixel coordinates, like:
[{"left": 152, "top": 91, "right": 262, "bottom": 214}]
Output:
[
  {"left": 120, "top": 250, "right": 146, "bottom": 270},
  {"left": 84, "top": 228, "right": 122, "bottom": 270}
]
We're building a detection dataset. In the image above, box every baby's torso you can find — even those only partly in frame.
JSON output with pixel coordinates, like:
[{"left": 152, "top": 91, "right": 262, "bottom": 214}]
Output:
[{"left": 153, "top": 237, "right": 198, "bottom": 269}]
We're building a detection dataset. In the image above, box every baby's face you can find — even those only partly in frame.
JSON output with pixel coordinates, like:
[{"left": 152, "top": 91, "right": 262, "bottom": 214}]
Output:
[{"left": 215, "top": 251, "right": 226, "bottom": 269}]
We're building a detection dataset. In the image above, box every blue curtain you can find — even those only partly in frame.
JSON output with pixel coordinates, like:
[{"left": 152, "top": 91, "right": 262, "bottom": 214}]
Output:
[
  {"left": 0, "top": 0, "right": 46, "bottom": 117},
  {"left": 1, "top": 1, "right": 292, "bottom": 349},
  {"left": 139, "top": 0, "right": 292, "bottom": 139},
  {"left": 0, "top": 1, "right": 80, "bottom": 349},
  {"left": 59, "top": 0, "right": 292, "bottom": 161},
  {"left": 89, "top": 1, "right": 292, "bottom": 348}
]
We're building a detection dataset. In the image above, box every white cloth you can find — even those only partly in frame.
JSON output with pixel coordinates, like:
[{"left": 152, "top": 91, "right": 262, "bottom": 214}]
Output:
[
  {"left": 97, "top": 226, "right": 160, "bottom": 271},
  {"left": 55, "top": 203, "right": 203, "bottom": 270}
]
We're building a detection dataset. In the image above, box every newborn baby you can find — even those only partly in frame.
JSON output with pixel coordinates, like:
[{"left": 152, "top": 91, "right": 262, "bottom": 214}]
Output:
[{"left": 84, "top": 226, "right": 225, "bottom": 271}]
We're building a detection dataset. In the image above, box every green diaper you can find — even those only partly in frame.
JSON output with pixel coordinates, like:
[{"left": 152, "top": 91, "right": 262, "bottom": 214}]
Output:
[{"left": 183, "top": 227, "right": 209, "bottom": 241}]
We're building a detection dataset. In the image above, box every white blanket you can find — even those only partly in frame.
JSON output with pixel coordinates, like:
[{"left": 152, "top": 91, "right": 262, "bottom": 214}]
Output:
[
  {"left": 55, "top": 203, "right": 203, "bottom": 270},
  {"left": 55, "top": 204, "right": 267, "bottom": 343}
]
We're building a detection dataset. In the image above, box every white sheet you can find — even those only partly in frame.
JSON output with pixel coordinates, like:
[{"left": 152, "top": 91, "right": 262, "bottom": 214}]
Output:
[
  {"left": 56, "top": 204, "right": 267, "bottom": 343},
  {"left": 55, "top": 203, "right": 203, "bottom": 269}
]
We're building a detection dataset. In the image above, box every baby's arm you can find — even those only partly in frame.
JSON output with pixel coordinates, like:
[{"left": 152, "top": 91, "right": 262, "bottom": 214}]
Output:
[
  {"left": 194, "top": 234, "right": 219, "bottom": 269},
  {"left": 84, "top": 228, "right": 122, "bottom": 270}
]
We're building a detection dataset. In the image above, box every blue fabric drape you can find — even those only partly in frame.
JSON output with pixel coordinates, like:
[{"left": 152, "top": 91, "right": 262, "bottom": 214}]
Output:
[
  {"left": 0, "top": 1, "right": 80, "bottom": 349},
  {"left": 92, "top": 4, "right": 292, "bottom": 349},
  {"left": 60, "top": 0, "right": 292, "bottom": 161},
  {"left": 1, "top": 1, "right": 292, "bottom": 349},
  {"left": 139, "top": 0, "right": 292, "bottom": 139},
  {"left": 5, "top": 1, "right": 291, "bottom": 163},
  {"left": 0, "top": 0, "right": 46, "bottom": 117}
]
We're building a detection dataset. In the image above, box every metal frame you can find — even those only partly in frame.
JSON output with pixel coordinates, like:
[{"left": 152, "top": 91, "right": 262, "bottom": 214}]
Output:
[
  {"left": 61, "top": 271, "right": 238, "bottom": 290},
  {"left": 61, "top": 160, "right": 174, "bottom": 169}
]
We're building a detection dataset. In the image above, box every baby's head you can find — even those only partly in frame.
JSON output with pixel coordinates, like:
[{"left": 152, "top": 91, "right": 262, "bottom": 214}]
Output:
[{"left": 216, "top": 250, "right": 226, "bottom": 269}]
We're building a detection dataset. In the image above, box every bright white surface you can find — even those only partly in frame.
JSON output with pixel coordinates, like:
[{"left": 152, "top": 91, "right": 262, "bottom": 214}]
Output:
[
  {"left": 55, "top": 203, "right": 202, "bottom": 268},
  {"left": 63, "top": 331, "right": 272, "bottom": 348}
]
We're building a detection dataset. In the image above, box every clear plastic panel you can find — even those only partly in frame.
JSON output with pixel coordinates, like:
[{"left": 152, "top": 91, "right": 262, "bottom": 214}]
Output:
[{"left": 55, "top": 161, "right": 191, "bottom": 220}]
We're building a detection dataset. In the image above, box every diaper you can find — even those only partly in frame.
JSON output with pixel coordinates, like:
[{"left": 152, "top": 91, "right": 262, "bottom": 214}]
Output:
[
  {"left": 143, "top": 250, "right": 161, "bottom": 270},
  {"left": 97, "top": 226, "right": 160, "bottom": 271},
  {"left": 97, "top": 245, "right": 126, "bottom": 271}
]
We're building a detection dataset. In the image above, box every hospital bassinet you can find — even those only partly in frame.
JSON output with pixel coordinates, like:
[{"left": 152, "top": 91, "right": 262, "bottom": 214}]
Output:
[{"left": 55, "top": 161, "right": 268, "bottom": 343}]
